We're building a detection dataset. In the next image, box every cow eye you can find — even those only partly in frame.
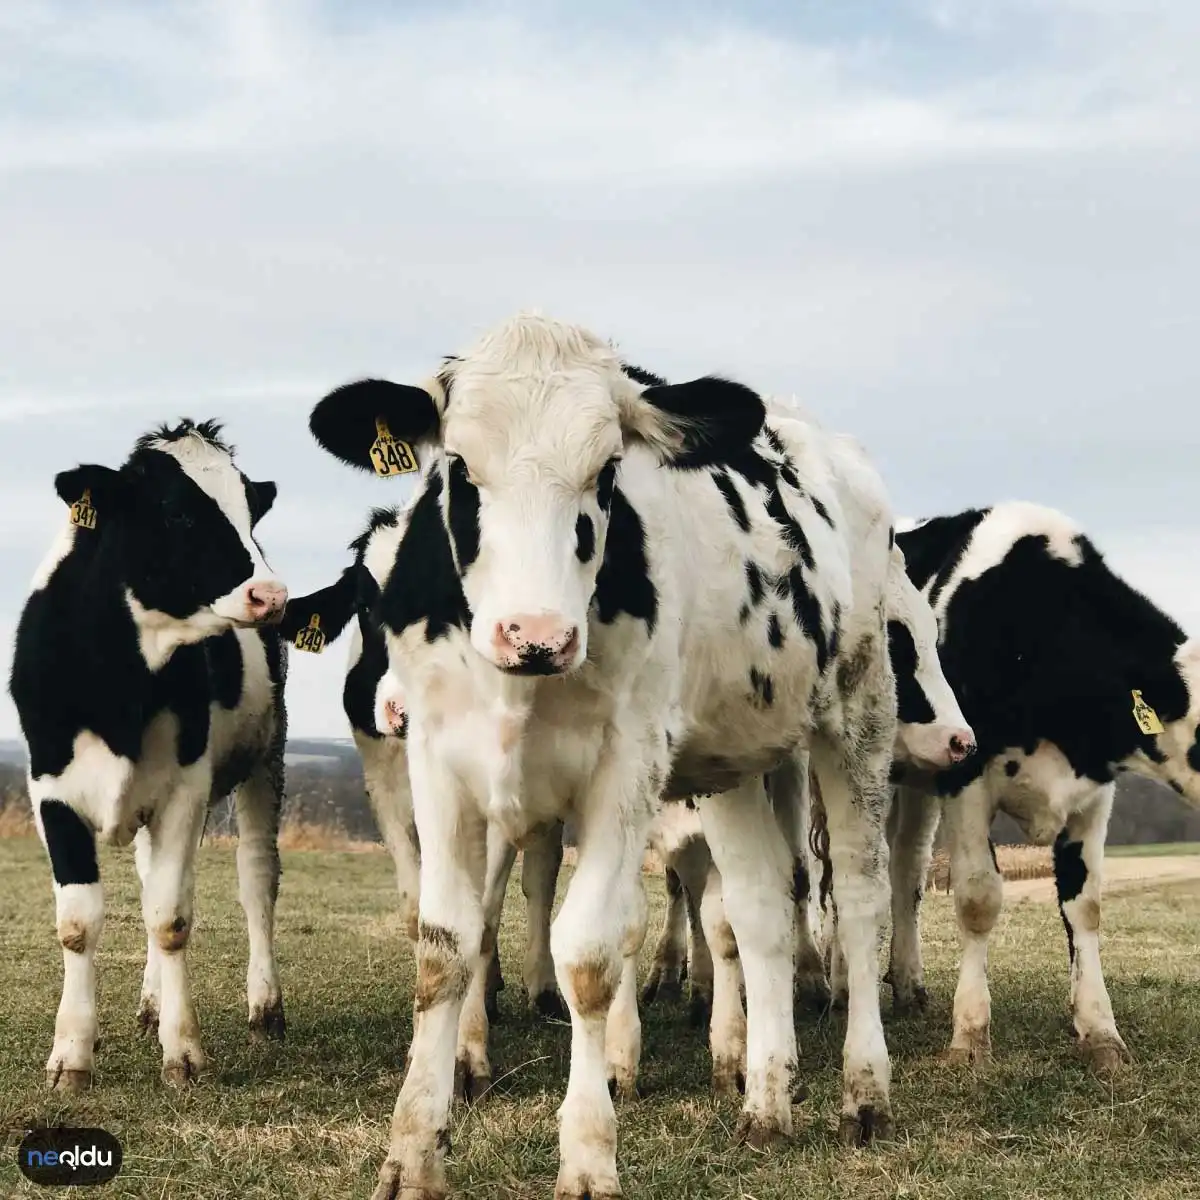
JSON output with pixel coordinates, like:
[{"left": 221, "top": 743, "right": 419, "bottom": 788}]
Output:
[{"left": 446, "top": 453, "right": 480, "bottom": 488}]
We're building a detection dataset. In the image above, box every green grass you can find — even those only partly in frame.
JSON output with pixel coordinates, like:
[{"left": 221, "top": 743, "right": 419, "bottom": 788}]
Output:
[
  {"left": 1108, "top": 841, "right": 1200, "bottom": 858},
  {"left": 2, "top": 836, "right": 1200, "bottom": 1199}
]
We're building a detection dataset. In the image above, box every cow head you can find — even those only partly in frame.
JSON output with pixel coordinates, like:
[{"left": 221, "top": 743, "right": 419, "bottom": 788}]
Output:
[
  {"left": 886, "top": 548, "right": 975, "bottom": 772},
  {"left": 308, "top": 312, "right": 765, "bottom": 674},
  {"left": 54, "top": 419, "right": 286, "bottom": 658},
  {"left": 1126, "top": 638, "right": 1200, "bottom": 806}
]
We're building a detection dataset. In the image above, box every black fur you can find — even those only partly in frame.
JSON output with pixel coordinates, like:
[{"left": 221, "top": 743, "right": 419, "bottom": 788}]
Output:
[
  {"left": 1053, "top": 832, "right": 1087, "bottom": 963},
  {"left": 593, "top": 486, "right": 658, "bottom": 634},
  {"left": 887, "top": 620, "right": 935, "bottom": 724},
  {"left": 575, "top": 514, "right": 596, "bottom": 564},
  {"left": 767, "top": 612, "right": 785, "bottom": 649},
  {"left": 40, "top": 799, "right": 99, "bottom": 887},
  {"left": 445, "top": 456, "right": 481, "bottom": 572},
  {"left": 309, "top": 379, "right": 440, "bottom": 471},
  {"left": 713, "top": 470, "right": 751, "bottom": 533},
  {"left": 640, "top": 377, "right": 766, "bottom": 469}
]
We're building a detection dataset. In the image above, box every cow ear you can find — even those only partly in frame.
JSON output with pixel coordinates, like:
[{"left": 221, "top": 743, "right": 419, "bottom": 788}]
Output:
[
  {"left": 618, "top": 376, "right": 766, "bottom": 468},
  {"left": 309, "top": 378, "right": 443, "bottom": 473},
  {"left": 54, "top": 464, "right": 131, "bottom": 514},
  {"left": 246, "top": 479, "right": 277, "bottom": 526},
  {"left": 277, "top": 564, "right": 363, "bottom": 642}
]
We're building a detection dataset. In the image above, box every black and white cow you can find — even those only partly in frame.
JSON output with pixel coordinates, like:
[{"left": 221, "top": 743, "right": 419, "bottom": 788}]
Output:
[
  {"left": 9, "top": 419, "right": 289, "bottom": 1090},
  {"left": 888, "top": 501, "right": 1200, "bottom": 1071},
  {"left": 305, "top": 312, "right": 902, "bottom": 1199},
  {"left": 279, "top": 512, "right": 568, "bottom": 1102},
  {"left": 644, "top": 535, "right": 976, "bottom": 1041}
]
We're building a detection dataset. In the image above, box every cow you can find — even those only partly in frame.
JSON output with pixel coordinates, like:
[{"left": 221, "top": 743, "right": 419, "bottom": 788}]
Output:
[
  {"left": 643, "top": 534, "right": 976, "bottom": 1068},
  {"left": 887, "top": 501, "right": 1200, "bottom": 1072},
  {"left": 279, "top": 516, "right": 569, "bottom": 1103},
  {"left": 8, "top": 419, "right": 289, "bottom": 1091},
  {"left": 304, "top": 311, "right": 903, "bottom": 1199}
]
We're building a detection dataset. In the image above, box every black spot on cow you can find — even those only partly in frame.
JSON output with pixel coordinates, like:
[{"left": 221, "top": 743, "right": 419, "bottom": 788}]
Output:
[
  {"left": 745, "top": 561, "right": 764, "bottom": 607},
  {"left": 897, "top": 509, "right": 989, "bottom": 603},
  {"left": 738, "top": 603, "right": 751, "bottom": 626},
  {"left": 575, "top": 514, "right": 596, "bottom": 564},
  {"left": 593, "top": 486, "right": 658, "bottom": 634},
  {"left": 40, "top": 800, "right": 99, "bottom": 887},
  {"left": 778, "top": 462, "right": 801, "bottom": 492},
  {"left": 792, "top": 856, "right": 810, "bottom": 904},
  {"left": 762, "top": 426, "right": 787, "bottom": 457},
  {"left": 446, "top": 455, "right": 481, "bottom": 572},
  {"left": 887, "top": 620, "right": 935, "bottom": 724},
  {"left": 887, "top": 525, "right": 894, "bottom": 549},
  {"left": 620, "top": 362, "right": 668, "bottom": 388},
  {"left": 1053, "top": 831, "right": 1087, "bottom": 963},
  {"left": 638, "top": 376, "right": 767, "bottom": 470},
  {"left": 206, "top": 630, "right": 243, "bottom": 710},
  {"left": 1004, "top": 759, "right": 1020, "bottom": 777},
  {"left": 767, "top": 612, "right": 784, "bottom": 649},
  {"left": 811, "top": 495, "right": 835, "bottom": 528},
  {"left": 1187, "top": 728, "right": 1200, "bottom": 774},
  {"left": 342, "top": 610, "right": 391, "bottom": 740},
  {"left": 765, "top": 486, "right": 815, "bottom": 571},
  {"left": 713, "top": 470, "right": 750, "bottom": 533},
  {"left": 987, "top": 839, "right": 999, "bottom": 873},
  {"left": 596, "top": 459, "right": 618, "bottom": 513},
  {"left": 749, "top": 667, "right": 774, "bottom": 707}
]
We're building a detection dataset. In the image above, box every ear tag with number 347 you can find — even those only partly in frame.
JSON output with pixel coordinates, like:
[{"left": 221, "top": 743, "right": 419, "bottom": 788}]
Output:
[
  {"left": 293, "top": 614, "right": 326, "bottom": 654},
  {"left": 370, "top": 417, "right": 418, "bottom": 477},
  {"left": 69, "top": 489, "right": 98, "bottom": 530},
  {"left": 1131, "top": 690, "right": 1165, "bottom": 736}
]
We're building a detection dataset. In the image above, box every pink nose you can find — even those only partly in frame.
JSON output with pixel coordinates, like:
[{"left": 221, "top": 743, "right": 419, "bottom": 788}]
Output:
[
  {"left": 947, "top": 730, "right": 976, "bottom": 763},
  {"left": 492, "top": 613, "right": 580, "bottom": 674},
  {"left": 382, "top": 698, "right": 407, "bottom": 737},
  {"left": 245, "top": 580, "right": 288, "bottom": 622}
]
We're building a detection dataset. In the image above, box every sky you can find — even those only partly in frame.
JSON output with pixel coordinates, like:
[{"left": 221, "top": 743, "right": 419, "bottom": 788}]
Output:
[{"left": 1, "top": 0, "right": 1198, "bottom": 741}]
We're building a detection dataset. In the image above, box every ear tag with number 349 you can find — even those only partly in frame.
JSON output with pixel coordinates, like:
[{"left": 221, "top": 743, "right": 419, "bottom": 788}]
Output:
[
  {"left": 293, "top": 614, "right": 326, "bottom": 654},
  {"left": 69, "top": 489, "right": 98, "bottom": 530},
  {"left": 370, "top": 417, "right": 418, "bottom": 477},
  {"left": 1131, "top": 690, "right": 1165, "bottom": 736}
]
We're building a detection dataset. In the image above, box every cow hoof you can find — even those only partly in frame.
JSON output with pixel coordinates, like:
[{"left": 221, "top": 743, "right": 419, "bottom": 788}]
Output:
[
  {"left": 534, "top": 988, "right": 568, "bottom": 1021},
  {"left": 607, "top": 1073, "right": 642, "bottom": 1103},
  {"left": 944, "top": 1030, "right": 990, "bottom": 1068},
  {"left": 136, "top": 999, "right": 160, "bottom": 1036},
  {"left": 838, "top": 1106, "right": 894, "bottom": 1146},
  {"left": 371, "top": 1161, "right": 445, "bottom": 1200},
  {"left": 453, "top": 1057, "right": 492, "bottom": 1105},
  {"left": 162, "top": 1052, "right": 203, "bottom": 1087},
  {"left": 47, "top": 1066, "right": 92, "bottom": 1093},
  {"left": 891, "top": 985, "right": 929, "bottom": 1016},
  {"left": 554, "top": 1167, "right": 621, "bottom": 1198},
  {"left": 712, "top": 1059, "right": 746, "bottom": 1098},
  {"left": 248, "top": 998, "right": 286, "bottom": 1042},
  {"left": 688, "top": 988, "right": 712, "bottom": 1030},
  {"left": 1079, "top": 1033, "right": 1131, "bottom": 1076},
  {"left": 733, "top": 1112, "right": 789, "bottom": 1150}
]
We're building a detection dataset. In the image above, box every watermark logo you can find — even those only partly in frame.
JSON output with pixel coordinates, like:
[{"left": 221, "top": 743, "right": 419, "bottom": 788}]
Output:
[{"left": 17, "top": 1127, "right": 122, "bottom": 1186}]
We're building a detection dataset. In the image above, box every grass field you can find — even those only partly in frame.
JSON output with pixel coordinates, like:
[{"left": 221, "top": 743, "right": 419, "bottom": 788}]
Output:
[
  {"left": 2, "top": 835, "right": 1200, "bottom": 1199},
  {"left": 1108, "top": 841, "right": 1200, "bottom": 858}
]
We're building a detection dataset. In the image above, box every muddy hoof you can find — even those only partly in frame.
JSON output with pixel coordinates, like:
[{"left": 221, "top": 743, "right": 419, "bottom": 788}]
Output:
[
  {"left": 534, "top": 989, "right": 569, "bottom": 1021},
  {"left": 248, "top": 998, "right": 286, "bottom": 1042},
  {"left": 554, "top": 1167, "right": 621, "bottom": 1198},
  {"left": 607, "top": 1074, "right": 642, "bottom": 1102},
  {"left": 47, "top": 1066, "right": 92, "bottom": 1093},
  {"left": 838, "top": 1106, "right": 893, "bottom": 1146},
  {"left": 162, "top": 1053, "right": 203, "bottom": 1087},
  {"left": 371, "top": 1161, "right": 446, "bottom": 1200},
  {"left": 1079, "top": 1033, "right": 1131, "bottom": 1076},
  {"left": 944, "top": 1031, "right": 990, "bottom": 1068},
  {"left": 733, "top": 1111, "right": 789, "bottom": 1150},
  {"left": 453, "top": 1057, "right": 492, "bottom": 1105},
  {"left": 136, "top": 1002, "right": 159, "bottom": 1036}
]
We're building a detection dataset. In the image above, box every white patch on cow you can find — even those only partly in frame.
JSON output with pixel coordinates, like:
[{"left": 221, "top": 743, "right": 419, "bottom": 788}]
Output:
[{"left": 29, "top": 522, "right": 80, "bottom": 593}]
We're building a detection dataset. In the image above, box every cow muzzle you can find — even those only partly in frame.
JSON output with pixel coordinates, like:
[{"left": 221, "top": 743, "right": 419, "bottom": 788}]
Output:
[
  {"left": 898, "top": 723, "right": 977, "bottom": 772},
  {"left": 491, "top": 613, "right": 581, "bottom": 675},
  {"left": 215, "top": 579, "right": 289, "bottom": 626}
]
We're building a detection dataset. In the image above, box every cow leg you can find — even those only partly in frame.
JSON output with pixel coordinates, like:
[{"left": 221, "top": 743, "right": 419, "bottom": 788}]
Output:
[
  {"left": 642, "top": 864, "right": 688, "bottom": 1005},
  {"left": 454, "top": 825, "right": 515, "bottom": 1104},
  {"left": 523, "top": 819, "right": 566, "bottom": 1018},
  {"left": 549, "top": 746, "right": 656, "bottom": 1200},
  {"left": 37, "top": 798, "right": 104, "bottom": 1092},
  {"left": 942, "top": 780, "right": 1001, "bottom": 1067},
  {"left": 133, "top": 827, "right": 161, "bottom": 1037},
  {"left": 697, "top": 778, "right": 795, "bottom": 1148},
  {"left": 810, "top": 733, "right": 893, "bottom": 1145},
  {"left": 698, "top": 857, "right": 747, "bottom": 1097},
  {"left": 1055, "top": 785, "right": 1130, "bottom": 1074},
  {"left": 677, "top": 843, "right": 716, "bottom": 1028},
  {"left": 372, "top": 752, "right": 485, "bottom": 1200},
  {"left": 234, "top": 764, "right": 285, "bottom": 1041},
  {"left": 887, "top": 785, "right": 941, "bottom": 1013},
  {"left": 140, "top": 792, "right": 209, "bottom": 1085},
  {"left": 605, "top": 873, "right": 648, "bottom": 1101}
]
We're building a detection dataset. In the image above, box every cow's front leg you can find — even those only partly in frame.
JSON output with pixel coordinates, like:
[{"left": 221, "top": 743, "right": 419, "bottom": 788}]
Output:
[
  {"left": 37, "top": 798, "right": 104, "bottom": 1091},
  {"left": 697, "top": 778, "right": 795, "bottom": 1149},
  {"left": 523, "top": 819, "right": 566, "bottom": 1018},
  {"left": 811, "top": 735, "right": 893, "bottom": 1145},
  {"left": 886, "top": 785, "right": 941, "bottom": 1013},
  {"left": 373, "top": 750, "right": 485, "bottom": 1200},
  {"left": 550, "top": 751, "right": 655, "bottom": 1199},
  {"left": 1055, "top": 785, "right": 1130, "bottom": 1074},
  {"left": 234, "top": 765, "right": 286, "bottom": 1040},
  {"left": 942, "top": 779, "right": 1002, "bottom": 1067},
  {"left": 140, "top": 792, "right": 209, "bottom": 1085},
  {"left": 605, "top": 873, "right": 647, "bottom": 1101},
  {"left": 698, "top": 858, "right": 747, "bottom": 1097},
  {"left": 133, "top": 827, "right": 161, "bottom": 1037}
]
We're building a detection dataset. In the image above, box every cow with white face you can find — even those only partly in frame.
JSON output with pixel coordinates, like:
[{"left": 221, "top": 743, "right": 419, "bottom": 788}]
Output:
[
  {"left": 9, "top": 419, "right": 289, "bottom": 1091},
  {"left": 889, "top": 502, "right": 1200, "bottom": 1071},
  {"left": 307, "top": 313, "right": 902, "bottom": 1199}
]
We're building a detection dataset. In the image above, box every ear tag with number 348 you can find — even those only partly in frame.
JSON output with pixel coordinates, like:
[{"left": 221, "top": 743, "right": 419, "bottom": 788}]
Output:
[
  {"left": 293, "top": 614, "right": 325, "bottom": 654},
  {"left": 370, "top": 417, "right": 418, "bottom": 477},
  {"left": 1131, "top": 690, "right": 1165, "bottom": 736},
  {"left": 69, "top": 489, "right": 98, "bottom": 530}
]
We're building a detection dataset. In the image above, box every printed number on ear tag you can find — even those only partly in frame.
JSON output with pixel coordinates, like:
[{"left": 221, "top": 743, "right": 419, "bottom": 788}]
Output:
[
  {"left": 293, "top": 614, "right": 325, "bottom": 654},
  {"left": 1131, "top": 690, "right": 1165, "bottom": 735},
  {"left": 370, "top": 418, "right": 418, "bottom": 477},
  {"left": 69, "top": 490, "right": 98, "bottom": 530}
]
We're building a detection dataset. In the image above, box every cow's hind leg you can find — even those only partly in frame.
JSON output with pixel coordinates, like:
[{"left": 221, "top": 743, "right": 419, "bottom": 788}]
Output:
[
  {"left": 37, "top": 798, "right": 104, "bottom": 1091},
  {"left": 523, "top": 819, "right": 566, "bottom": 1018},
  {"left": 234, "top": 762, "right": 286, "bottom": 1041},
  {"left": 642, "top": 864, "right": 688, "bottom": 1005},
  {"left": 1056, "top": 784, "right": 1130, "bottom": 1074},
  {"left": 811, "top": 729, "right": 893, "bottom": 1145},
  {"left": 887, "top": 785, "right": 941, "bottom": 1013},
  {"left": 134, "top": 827, "right": 161, "bottom": 1036},
  {"left": 698, "top": 857, "right": 747, "bottom": 1097},
  {"left": 605, "top": 874, "right": 648, "bottom": 1101},
  {"left": 697, "top": 778, "right": 795, "bottom": 1149}
]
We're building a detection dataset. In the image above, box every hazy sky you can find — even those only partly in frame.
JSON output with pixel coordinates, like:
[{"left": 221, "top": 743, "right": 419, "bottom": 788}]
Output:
[{"left": 2, "top": 0, "right": 1198, "bottom": 741}]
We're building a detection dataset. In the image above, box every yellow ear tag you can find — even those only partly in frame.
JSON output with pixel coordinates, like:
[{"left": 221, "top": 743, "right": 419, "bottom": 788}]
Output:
[
  {"left": 69, "top": 489, "right": 98, "bottom": 530},
  {"left": 1132, "top": 690, "right": 1165, "bottom": 736},
  {"left": 293, "top": 614, "right": 326, "bottom": 654},
  {"left": 369, "top": 417, "right": 418, "bottom": 477}
]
